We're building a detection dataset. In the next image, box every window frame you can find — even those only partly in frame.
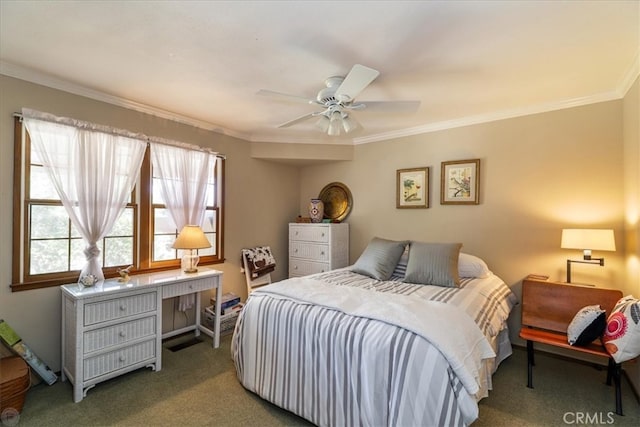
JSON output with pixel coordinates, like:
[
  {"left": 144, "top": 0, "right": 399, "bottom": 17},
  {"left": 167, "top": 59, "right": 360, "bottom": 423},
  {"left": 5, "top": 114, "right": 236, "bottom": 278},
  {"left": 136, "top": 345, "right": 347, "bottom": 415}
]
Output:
[{"left": 11, "top": 117, "right": 225, "bottom": 291}]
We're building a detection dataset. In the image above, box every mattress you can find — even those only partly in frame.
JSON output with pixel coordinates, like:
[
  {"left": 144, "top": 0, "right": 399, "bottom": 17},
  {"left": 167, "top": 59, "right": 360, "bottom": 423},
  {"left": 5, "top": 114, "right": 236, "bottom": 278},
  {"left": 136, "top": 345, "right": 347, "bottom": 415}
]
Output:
[{"left": 232, "top": 268, "right": 517, "bottom": 427}]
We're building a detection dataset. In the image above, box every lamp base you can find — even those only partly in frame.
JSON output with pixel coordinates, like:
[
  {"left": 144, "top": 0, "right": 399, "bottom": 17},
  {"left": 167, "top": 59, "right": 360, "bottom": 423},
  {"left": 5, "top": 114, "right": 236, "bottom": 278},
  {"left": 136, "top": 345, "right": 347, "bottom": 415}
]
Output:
[{"left": 181, "top": 252, "right": 200, "bottom": 274}]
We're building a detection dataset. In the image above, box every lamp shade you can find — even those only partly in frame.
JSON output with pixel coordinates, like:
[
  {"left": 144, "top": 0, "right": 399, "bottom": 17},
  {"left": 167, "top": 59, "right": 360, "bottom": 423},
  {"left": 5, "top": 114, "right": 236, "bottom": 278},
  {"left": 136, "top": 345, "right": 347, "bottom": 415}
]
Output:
[
  {"left": 561, "top": 229, "right": 615, "bottom": 251},
  {"left": 172, "top": 225, "right": 211, "bottom": 250}
]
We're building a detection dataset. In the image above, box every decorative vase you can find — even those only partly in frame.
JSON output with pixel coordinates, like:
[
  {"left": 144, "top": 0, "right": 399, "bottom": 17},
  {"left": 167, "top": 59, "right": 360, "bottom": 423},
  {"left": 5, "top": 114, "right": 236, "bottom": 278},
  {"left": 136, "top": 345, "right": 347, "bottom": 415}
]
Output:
[{"left": 308, "top": 198, "right": 324, "bottom": 223}]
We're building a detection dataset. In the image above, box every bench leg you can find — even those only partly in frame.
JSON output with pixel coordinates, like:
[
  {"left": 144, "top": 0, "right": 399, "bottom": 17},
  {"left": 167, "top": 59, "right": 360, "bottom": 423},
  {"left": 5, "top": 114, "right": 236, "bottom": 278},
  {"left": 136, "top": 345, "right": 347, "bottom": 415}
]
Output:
[
  {"left": 613, "top": 362, "right": 623, "bottom": 416},
  {"left": 526, "top": 340, "right": 534, "bottom": 388}
]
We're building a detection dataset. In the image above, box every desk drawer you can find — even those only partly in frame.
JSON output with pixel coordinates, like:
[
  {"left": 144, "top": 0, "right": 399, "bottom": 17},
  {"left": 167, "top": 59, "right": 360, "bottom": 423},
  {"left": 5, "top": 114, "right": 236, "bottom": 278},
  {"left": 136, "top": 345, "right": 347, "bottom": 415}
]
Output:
[
  {"left": 83, "top": 316, "right": 156, "bottom": 354},
  {"left": 83, "top": 339, "right": 155, "bottom": 381},
  {"left": 84, "top": 292, "right": 157, "bottom": 326},
  {"left": 289, "top": 259, "right": 330, "bottom": 277},
  {"left": 289, "top": 225, "right": 329, "bottom": 243},
  {"left": 162, "top": 277, "right": 213, "bottom": 298},
  {"left": 290, "top": 242, "right": 329, "bottom": 261}
]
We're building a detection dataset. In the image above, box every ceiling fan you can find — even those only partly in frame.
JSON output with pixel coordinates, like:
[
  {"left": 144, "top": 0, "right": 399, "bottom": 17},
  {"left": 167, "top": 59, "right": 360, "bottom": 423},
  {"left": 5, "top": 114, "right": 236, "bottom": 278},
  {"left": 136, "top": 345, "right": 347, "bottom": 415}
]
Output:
[{"left": 257, "top": 64, "right": 420, "bottom": 136}]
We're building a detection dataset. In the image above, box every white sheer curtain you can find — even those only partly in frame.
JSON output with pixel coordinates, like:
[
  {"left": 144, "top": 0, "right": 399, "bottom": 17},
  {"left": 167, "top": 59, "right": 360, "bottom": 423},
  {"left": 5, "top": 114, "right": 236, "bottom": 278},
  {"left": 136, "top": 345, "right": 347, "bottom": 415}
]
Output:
[
  {"left": 23, "top": 111, "right": 147, "bottom": 282},
  {"left": 150, "top": 143, "right": 214, "bottom": 229},
  {"left": 150, "top": 142, "right": 215, "bottom": 310}
]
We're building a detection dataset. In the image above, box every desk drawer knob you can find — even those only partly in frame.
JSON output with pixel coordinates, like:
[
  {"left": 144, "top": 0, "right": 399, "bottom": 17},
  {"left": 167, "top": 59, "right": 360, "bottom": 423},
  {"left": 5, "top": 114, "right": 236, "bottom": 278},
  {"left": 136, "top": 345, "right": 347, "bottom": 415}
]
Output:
[
  {"left": 119, "top": 355, "right": 126, "bottom": 362},
  {"left": 119, "top": 305, "right": 126, "bottom": 311},
  {"left": 119, "top": 331, "right": 126, "bottom": 338}
]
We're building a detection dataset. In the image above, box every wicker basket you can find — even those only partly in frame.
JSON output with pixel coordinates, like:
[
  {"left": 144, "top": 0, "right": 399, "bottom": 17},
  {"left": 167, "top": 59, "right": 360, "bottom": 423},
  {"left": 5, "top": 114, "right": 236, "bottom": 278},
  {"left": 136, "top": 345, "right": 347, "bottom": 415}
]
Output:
[{"left": 0, "top": 356, "right": 30, "bottom": 413}]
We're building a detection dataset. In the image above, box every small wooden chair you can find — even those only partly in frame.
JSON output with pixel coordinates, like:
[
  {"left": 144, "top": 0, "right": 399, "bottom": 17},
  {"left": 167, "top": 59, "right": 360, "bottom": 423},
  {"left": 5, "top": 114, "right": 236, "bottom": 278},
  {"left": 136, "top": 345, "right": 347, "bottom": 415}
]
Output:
[{"left": 241, "top": 248, "right": 273, "bottom": 296}]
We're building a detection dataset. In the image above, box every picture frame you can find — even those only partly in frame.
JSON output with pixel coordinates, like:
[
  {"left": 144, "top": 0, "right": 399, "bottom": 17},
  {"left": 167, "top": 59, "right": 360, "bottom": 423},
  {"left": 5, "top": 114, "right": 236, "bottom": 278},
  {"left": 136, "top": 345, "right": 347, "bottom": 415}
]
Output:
[
  {"left": 396, "top": 167, "right": 429, "bottom": 209},
  {"left": 440, "top": 159, "right": 480, "bottom": 205}
]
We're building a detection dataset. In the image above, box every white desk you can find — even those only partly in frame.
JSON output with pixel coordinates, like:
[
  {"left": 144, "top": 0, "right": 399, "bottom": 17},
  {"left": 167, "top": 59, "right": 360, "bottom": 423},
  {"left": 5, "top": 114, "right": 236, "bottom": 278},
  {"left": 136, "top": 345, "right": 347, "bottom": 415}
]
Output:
[{"left": 61, "top": 268, "right": 222, "bottom": 402}]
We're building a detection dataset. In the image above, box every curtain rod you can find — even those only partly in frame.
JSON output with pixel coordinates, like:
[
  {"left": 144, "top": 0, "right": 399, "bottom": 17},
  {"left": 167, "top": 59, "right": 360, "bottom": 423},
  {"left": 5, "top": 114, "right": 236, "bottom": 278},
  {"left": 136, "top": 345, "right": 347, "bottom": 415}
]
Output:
[{"left": 13, "top": 112, "right": 226, "bottom": 159}]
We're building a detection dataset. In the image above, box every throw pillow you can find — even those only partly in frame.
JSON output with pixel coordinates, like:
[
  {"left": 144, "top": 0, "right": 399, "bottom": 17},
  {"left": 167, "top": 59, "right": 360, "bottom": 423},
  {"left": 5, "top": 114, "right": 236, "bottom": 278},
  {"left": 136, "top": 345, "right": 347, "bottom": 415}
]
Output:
[
  {"left": 351, "top": 237, "right": 408, "bottom": 281},
  {"left": 567, "top": 305, "right": 606, "bottom": 346},
  {"left": 403, "top": 242, "right": 462, "bottom": 287},
  {"left": 604, "top": 296, "right": 640, "bottom": 363}
]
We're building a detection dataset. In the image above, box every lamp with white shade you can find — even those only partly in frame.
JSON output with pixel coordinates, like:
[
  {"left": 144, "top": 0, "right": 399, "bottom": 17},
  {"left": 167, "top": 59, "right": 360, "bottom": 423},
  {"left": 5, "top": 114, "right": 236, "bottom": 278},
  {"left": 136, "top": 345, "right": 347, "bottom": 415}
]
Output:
[
  {"left": 172, "top": 225, "right": 211, "bottom": 273},
  {"left": 561, "top": 228, "right": 616, "bottom": 283}
]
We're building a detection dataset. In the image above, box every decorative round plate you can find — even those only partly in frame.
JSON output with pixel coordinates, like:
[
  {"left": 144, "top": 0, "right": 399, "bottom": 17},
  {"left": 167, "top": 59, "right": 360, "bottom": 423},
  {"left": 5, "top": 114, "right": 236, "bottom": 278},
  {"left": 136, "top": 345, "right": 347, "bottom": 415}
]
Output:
[{"left": 318, "top": 182, "right": 353, "bottom": 222}]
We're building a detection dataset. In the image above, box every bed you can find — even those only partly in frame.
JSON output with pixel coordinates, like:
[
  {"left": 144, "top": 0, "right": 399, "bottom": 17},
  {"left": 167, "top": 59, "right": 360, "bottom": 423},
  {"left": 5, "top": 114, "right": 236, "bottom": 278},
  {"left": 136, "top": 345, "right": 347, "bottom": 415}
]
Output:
[{"left": 232, "top": 238, "right": 517, "bottom": 426}]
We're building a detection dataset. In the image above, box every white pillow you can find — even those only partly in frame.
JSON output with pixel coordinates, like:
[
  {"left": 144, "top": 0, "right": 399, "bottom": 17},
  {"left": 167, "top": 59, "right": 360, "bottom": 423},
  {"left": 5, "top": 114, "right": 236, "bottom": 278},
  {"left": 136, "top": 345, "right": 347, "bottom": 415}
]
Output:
[{"left": 458, "top": 253, "right": 491, "bottom": 278}]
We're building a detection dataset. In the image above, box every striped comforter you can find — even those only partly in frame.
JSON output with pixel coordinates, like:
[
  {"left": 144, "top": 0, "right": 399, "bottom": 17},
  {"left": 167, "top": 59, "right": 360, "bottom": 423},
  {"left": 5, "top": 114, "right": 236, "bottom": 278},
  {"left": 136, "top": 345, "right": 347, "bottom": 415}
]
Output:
[{"left": 232, "top": 269, "right": 516, "bottom": 427}]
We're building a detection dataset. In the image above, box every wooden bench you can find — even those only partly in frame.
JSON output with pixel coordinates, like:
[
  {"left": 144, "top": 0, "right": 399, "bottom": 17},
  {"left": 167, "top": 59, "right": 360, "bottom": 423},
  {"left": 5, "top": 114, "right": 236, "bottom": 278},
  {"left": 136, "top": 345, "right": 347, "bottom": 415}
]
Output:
[{"left": 519, "top": 278, "right": 624, "bottom": 415}]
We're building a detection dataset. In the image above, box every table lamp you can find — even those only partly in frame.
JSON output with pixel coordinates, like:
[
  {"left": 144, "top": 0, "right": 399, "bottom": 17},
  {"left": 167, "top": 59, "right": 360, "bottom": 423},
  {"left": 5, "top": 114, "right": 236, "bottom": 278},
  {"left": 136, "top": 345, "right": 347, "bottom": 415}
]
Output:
[
  {"left": 172, "top": 225, "right": 211, "bottom": 273},
  {"left": 561, "top": 229, "right": 615, "bottom": 283}
]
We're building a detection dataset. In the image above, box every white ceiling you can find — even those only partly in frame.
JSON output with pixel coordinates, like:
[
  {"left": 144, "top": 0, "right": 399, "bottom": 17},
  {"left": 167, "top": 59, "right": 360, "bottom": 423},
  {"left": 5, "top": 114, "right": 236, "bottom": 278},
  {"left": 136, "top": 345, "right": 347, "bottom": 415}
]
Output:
[{"left": 1, "top": 1, "right": 639, "bottom": 145}]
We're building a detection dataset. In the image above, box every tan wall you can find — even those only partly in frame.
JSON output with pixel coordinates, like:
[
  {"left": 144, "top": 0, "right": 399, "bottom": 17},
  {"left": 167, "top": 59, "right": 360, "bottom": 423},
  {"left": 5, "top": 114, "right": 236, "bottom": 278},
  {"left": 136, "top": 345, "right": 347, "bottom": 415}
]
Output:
[
  {"left": 622, "top": 76, "right": 640, "bottom": 393},
  {"left": 299, "top": 100, "right": 628, "bottom": 345},
  {"left": 0, "top": 75, "right": 300, "bottom": 370}
]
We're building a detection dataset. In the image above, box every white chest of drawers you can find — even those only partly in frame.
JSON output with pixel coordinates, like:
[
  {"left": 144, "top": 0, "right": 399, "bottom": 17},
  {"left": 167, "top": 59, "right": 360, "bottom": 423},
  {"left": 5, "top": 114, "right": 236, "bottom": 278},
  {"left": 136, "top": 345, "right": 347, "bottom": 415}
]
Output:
[
  {"left": 289, "top": 223, "right": 349, "bottom": 278},
  {"left": 61, "top": 268, "right": 222, "bottom": 402}
]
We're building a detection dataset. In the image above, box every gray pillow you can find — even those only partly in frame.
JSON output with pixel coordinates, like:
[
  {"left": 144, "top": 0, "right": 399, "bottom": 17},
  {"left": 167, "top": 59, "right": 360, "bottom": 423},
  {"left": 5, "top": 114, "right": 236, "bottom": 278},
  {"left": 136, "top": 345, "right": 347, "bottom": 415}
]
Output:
[
  {"left": 404, "top": 242, "right": 462, "bottom": 287},
  {"left": 351, "top": 237, "right": 408, "bottom": 280}
]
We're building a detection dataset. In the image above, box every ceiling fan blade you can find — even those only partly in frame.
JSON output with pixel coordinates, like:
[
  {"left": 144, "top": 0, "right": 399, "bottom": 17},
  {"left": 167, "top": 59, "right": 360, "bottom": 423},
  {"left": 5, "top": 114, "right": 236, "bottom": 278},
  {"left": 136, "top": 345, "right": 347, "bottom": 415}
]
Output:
[
  {"left": 257, "top": 89, "right": 317, "bottom": 105},
  {"left": 277, "top": 112, "right": 317, "bottom": 128},
  {"left": 358, "top": 100, "right": 421, "bottom": 113},
  {"left": 334, "top": 64, "right": 380, "bottom": 103}
]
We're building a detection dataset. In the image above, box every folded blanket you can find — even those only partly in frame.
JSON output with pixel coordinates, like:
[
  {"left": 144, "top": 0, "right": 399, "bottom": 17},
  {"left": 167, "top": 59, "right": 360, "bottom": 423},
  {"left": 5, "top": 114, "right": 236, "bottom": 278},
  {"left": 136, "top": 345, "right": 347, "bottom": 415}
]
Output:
[{"left": 242, "top": 246, "right": 276, "bottom": 279}]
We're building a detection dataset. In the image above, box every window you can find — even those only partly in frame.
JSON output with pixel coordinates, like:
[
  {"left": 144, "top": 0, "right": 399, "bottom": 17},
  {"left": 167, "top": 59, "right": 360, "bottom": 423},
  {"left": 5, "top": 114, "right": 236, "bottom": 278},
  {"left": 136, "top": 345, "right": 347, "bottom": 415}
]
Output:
[{"left": 11, "top": 117, "right": 224, "bottom": 291}]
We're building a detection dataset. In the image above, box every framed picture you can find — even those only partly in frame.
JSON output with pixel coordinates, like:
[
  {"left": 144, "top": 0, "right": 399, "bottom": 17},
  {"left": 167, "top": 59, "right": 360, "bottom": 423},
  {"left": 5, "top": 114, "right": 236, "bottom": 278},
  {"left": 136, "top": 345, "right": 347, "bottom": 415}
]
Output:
[
  {"left": 440, "top": 159, "right": 480, "bottom": 205},
  {"left": 396, "top": 167, "right": 429, "bottom": 208}
]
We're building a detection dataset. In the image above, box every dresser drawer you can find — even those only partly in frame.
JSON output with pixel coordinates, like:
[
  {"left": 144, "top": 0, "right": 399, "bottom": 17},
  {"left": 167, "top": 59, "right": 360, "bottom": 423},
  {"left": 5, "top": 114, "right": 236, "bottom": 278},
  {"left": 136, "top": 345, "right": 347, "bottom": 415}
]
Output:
[
  {"left": 83, "top": 316, "right": 156, "bottom": 354},
  {"left": 84, "top": 292, "right": 157, "bottom": 326},
  {"left": 289, "top": 225, "right": 329, "bottom": 243},
  {"left": 83, "top": 339, "right": 156, "bottom": 381},
  {"left": 162, "top": 277, "right": 213, "bottom": 298},
  {"left": 289, "top": 259, "right": 330, "bottom": 277},
  {"left": 290, "top": 242, "right": 329, "bottom": 262}
]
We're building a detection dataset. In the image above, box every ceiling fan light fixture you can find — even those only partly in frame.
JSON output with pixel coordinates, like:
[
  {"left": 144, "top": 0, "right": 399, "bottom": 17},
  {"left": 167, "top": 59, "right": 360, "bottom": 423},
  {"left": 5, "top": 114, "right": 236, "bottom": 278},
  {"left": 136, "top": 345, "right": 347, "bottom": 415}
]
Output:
[
  {"left": 315, "top": 115, "right": 330, "bottom": 132},
  {"left": 342, "top": 115, "right": 358, "bottom": 134},
  {"left": 328, "top": 110, "right": 342, "bottom": 136}
]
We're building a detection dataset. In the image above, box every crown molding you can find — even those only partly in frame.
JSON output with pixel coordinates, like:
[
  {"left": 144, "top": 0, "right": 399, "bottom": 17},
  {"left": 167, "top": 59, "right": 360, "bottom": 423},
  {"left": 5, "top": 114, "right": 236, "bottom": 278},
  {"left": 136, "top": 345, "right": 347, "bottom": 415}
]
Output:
[
  {"left": 352, "top": 90, "right": 622, "bottom": 145},
  {"left": 0, "top": 60, "right": 249, "bottom": 141}
]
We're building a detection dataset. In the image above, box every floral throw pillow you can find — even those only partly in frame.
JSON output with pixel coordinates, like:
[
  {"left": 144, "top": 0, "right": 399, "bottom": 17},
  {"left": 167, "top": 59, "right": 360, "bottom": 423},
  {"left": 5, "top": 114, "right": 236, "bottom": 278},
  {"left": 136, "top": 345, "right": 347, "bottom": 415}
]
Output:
[{"left": 603, "top": 296, "right": 640, "bottom": 363}]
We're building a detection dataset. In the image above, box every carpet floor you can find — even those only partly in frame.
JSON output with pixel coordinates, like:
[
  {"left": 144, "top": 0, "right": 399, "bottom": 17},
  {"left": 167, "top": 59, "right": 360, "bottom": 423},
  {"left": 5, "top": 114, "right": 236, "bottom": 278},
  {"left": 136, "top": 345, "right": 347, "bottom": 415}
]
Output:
[{"left": 10, "top": 333, "right": 640, "bottom": 426}]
